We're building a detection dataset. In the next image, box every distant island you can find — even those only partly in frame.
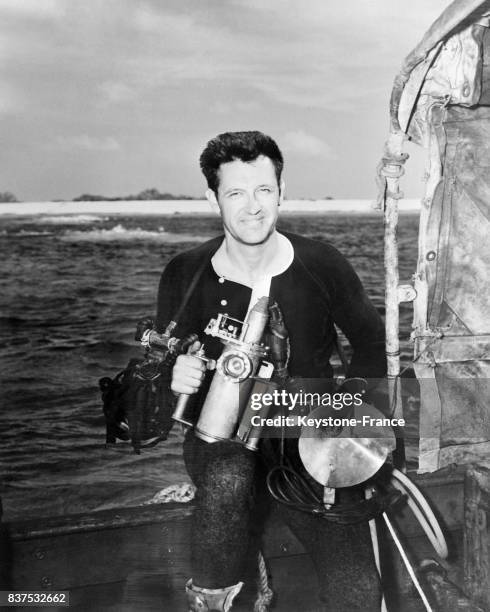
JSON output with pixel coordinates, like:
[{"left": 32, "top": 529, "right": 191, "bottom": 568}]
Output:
[
  {"left": 0, "top": 188, "right": 335, "bottom": 203},
  {"left": 0, "top": 191, "right": 18, "bottom": 203},
  {"left": 73, "top": 188, "right": 200, "bottom": 201},
  {"left": 74, "top": 190, "right": 335, "bottom": 201}
]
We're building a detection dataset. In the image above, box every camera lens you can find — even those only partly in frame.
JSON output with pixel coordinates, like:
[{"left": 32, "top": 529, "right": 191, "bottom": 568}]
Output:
[{"left": 225, "top": 355, "right": 246, "bottom": 376}]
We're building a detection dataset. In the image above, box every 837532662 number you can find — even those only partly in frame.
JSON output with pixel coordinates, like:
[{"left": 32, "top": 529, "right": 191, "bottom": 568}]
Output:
[{"left": 0, "top": 591, "right": 69, "bottom": 606}]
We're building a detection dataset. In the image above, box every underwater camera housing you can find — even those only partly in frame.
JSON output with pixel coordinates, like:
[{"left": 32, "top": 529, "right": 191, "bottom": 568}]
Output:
[
  {"left": 173, "top": 297, "right": 277, "bottom": 450},
  {"left": 100, "top": 318, "right": 197, "bottom": 453}
]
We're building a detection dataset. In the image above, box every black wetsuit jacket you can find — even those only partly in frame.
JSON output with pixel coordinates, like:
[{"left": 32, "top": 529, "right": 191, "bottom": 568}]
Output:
[
  {"left": 155, "top": 231, "right": 386, "bottom": 384},
  {"left": 155, "top": 232, "right": 386, "bottom": 606}
]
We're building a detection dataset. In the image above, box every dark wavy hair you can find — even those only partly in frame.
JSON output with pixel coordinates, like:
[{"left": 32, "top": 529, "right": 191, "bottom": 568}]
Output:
[{"left": 199, "top": 131, "right": 284, "bottom": 194}]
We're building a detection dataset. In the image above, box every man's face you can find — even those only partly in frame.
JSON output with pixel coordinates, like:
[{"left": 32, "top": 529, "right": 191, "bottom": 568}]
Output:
[{"left": 207, "top": 155, "right": 283, "bottom": 246}]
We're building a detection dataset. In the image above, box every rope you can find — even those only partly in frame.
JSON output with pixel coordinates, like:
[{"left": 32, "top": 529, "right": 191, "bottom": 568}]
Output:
[
  {"left": 379, "top": 153, "right": 409, "bottom": 178},
  {"left": 383, "top": 512, "right": 433, "bottom": 611},
  {"left": 388, "top": 331, "right": 443, "bottom": 417},
  {"left": 365, "top": 487, "right": 388, "bottom": 612},
  {"left": 266, "top": 461, "right": 402, "bottom": 524},
  {"left": 254, "top": 550, "right": 274, "bottom": 612},
  {"left": 143, "top": 483, "right": 196, "bottom": 505},
  {"left": 145, "top": 490, "right": 274, "bottom": 612},
  {"left": 375, "top": 144, "right": 409, "bottom": 210}
]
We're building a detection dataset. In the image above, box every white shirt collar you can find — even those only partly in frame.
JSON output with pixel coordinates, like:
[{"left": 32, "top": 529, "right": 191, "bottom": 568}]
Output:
[{"left": 211, "top": 232, "right": 294, "bottom": 288}]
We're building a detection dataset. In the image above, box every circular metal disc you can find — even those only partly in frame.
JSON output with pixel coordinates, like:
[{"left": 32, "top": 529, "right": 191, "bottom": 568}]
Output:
[
  {"left": 217, "top": 349, "right": 252, "bottom": 382},
  {"left": 298, "top": 403, "right": 396, "bottom": 488}
]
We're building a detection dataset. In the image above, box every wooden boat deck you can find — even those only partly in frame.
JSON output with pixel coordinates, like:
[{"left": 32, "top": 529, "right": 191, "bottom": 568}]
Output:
[
  {"left": 0, "top": 502, "right": 423, "bottom": 611},
  {"left": 2, "top": 464, "right": 489, "bottom": 611},
  {"left": 62, "top": 569, "right": 427, "bottom": 612},
  {"left": 5, "top": 558, "right": 427, "bottom": 612}
]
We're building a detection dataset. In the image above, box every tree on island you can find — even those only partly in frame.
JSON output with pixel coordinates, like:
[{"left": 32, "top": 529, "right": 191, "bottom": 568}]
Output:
[
  {"left": 73, "top": 193, "right": 108, "bottom": 202},
  {"left": 137, "top": 188, "right": 169, "bottom": 200},
  {"left": 73, "top": 188, "right": 199, "bottom": 201},
  {"left": 0, "top": 191, "right": 18, "bottom": 203}
]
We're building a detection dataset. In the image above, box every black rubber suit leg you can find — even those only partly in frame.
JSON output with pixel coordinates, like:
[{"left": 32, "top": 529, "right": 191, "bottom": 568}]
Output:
[
  {"left": 183, "top": 433, "right": 258, "bottom": 588},
  {"left": 184, "top": 432, "right": 381, "bottom": 610},
  {"left": 277, "top": 488, "right": 382, "bottom": 612}
]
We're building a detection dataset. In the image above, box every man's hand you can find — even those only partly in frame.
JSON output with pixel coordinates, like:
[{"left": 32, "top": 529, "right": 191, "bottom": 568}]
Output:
[{"left": 171, "top": 340, "right": 206, "bottom": 395}]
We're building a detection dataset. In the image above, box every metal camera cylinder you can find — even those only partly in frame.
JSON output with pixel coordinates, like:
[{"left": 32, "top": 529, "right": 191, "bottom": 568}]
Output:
[
  {"left": 236, "top": 379, "right": 279, "bottom": 451},
  {"left": 195, "top": 297, "right": 270, "bottom": 444},
  {"left": 172, "top": 347, "right": 208, "bottom": 428},
  {"left": 172, "top": 388, "right": 197, "bottom": 429}
]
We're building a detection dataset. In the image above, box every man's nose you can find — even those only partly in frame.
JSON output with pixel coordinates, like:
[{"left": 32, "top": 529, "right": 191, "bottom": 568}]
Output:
[{"left": 245, "top": 192, "right": 261, "bottom": 213}]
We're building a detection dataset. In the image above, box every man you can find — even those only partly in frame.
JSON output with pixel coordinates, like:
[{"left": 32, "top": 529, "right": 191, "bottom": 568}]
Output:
[{"left": 156, "top": 131, "right": 387, "bottom": 611}]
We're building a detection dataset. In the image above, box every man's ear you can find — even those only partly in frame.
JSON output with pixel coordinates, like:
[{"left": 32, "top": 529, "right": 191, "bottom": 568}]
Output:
[
  {"left": 279, "top": 180, "right": 285, "bottom": 206},
  {"left": 205, "top": 188, "right": 220, "bottom": 214}
]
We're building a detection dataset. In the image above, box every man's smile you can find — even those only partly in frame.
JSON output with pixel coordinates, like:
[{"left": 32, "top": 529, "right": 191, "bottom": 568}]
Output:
[{"left": 241, "top": 217, "right": 264, "bottom": 224}]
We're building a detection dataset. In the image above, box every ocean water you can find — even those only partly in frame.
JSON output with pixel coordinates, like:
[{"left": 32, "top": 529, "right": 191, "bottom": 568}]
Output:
[{"left": 0, "top": 211, "right": 419, "bottom": 522}]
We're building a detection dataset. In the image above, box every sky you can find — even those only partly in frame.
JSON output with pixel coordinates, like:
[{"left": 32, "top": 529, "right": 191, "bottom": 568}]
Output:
[{"left": 1, "top": 0, "right": 451, "bottom": 201}]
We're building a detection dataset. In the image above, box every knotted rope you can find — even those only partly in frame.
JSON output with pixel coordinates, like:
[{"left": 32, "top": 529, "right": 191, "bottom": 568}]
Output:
[
  {"left": 254, "top": 550, "right": 274, "bottom": 612},
  {"left": 375, "top": 149, "right": 409, "bottom": 210},
  {"left": 144, "top": 482, "right": 196, "bottom": 504}
]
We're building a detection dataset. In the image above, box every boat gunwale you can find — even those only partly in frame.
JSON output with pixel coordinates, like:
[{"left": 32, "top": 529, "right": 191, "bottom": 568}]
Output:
[{"left": 2, "top": 465, "right": 466, "bottom": 541}]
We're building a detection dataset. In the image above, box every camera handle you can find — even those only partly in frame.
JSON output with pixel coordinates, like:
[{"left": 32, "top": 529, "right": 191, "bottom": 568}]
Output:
[{"left": 172, "top": 346, "right": 214, "bottom": 427}]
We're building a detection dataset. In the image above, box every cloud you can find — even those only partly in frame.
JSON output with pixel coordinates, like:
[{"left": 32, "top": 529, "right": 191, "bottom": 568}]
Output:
[
  {"left": 282, "top": 130, "right": 335, "bottom": 159},
  {"left": 98, "top": 82, "right": 137, "bottom": 105},
  {"left": 0, "top": 83, "right": 23, "bottom": 115},
  {"left": 100, "top": 0, "right": 448, "bottom": 111},
  {"left": 211, "top": 99, "right": 262, "bottom": 114},
  {"left": 0, "top": 0, "right": 65, "bottom": 19},
  {"left": 53, "top": 135, "right": 120, "bottom": 152},
  {"left": 0, "top": 1, "right": 450, "bottom": 119},
  {"left": 0, "top": 0, "right": 451, "bottom": 199},
  {"left": 133, "top": 5, "right": 195, "bottom": 34}
]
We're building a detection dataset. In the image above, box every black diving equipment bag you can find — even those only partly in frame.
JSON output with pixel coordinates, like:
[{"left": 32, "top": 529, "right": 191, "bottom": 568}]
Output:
[
  {"left": 99, "top": 256, "right": 209, "bottom": 453},
  {"left": 99, "top": 317, "right": 197, "bottom": 453}
]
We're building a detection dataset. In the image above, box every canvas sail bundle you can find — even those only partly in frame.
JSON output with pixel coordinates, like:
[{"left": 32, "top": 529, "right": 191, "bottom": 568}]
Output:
[{"left": 378, "top": 0, "right": 490, "bottom": 472}]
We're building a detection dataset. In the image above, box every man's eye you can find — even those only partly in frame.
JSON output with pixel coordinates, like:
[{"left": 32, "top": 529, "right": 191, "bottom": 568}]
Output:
[
  {"left": 228, "top": 191, "right": 241, "bottom": 198},
  {"left": 258, "top": 187, "right": 272, "bottom": 193}
]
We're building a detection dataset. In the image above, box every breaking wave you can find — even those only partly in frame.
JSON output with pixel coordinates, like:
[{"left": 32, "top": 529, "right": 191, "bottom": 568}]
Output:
[
  {"left": 15, "top": 229, "right": 54, "bottom": 237},
  {"left": 60, "top": 224, "right": 211, "bottom": 243},
  {"left": 37, "top": 214, "right": 107, "bottom": 224}
]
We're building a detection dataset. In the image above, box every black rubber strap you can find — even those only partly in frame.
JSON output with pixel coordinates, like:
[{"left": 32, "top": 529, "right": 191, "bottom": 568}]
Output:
[
  {"left": 170, "top": 255, "right": 211, "bottom": 327},
  {"left": 295, "top": 250, "right": 348, "bottom": 375}
]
